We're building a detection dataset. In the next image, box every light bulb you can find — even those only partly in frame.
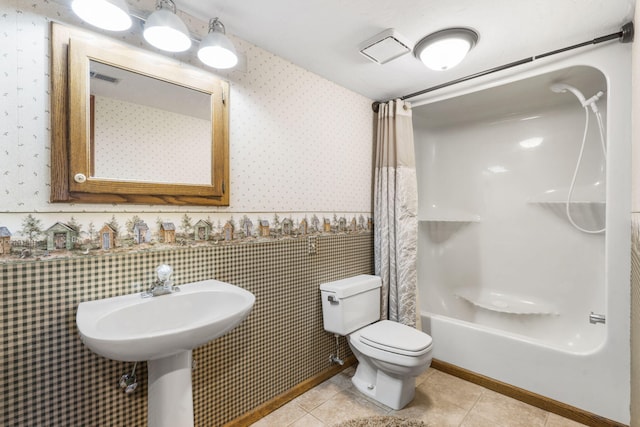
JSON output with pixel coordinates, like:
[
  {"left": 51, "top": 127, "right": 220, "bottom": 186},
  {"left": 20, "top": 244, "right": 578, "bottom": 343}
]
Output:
[
  {"left": 418, "top": 38, "right": 472, "bottom": 71},
  {"left": 414, "top": 28, "right": 478, "bottom": 71},
  {"left": 143, "top": 8, "right": 192, "bottom": 52},
  {"left": 198, "top": 31, "right": 238, "bottom": 69},
  {"left": 71, "top": 0, "right": 132, "bottom": 31}
]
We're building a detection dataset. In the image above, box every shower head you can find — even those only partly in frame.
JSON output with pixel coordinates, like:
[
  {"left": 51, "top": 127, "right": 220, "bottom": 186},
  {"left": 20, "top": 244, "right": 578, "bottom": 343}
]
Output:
[{"left": 550, "top": 83, "right": 587, "bottom": 105}]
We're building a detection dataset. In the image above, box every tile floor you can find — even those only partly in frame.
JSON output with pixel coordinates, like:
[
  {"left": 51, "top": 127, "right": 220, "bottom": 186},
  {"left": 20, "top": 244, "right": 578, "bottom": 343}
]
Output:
[{"left": 250, "top": 366, "right": 588, "bottom": 427}]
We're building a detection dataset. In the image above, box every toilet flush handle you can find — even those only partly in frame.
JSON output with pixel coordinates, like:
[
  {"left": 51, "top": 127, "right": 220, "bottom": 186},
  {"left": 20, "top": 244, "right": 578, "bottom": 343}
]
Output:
[{"left": 328, "top": 295, "right": 339, "bottom": 304}]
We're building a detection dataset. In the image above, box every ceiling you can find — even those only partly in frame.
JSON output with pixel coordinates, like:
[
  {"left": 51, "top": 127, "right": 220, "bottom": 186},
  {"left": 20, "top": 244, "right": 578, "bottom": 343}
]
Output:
[
  {"left": 412, "top": 65, "right": 606, "bottom": 128},
  {"left": 177, "top": 0, "right": 635, "bottom": 102}
]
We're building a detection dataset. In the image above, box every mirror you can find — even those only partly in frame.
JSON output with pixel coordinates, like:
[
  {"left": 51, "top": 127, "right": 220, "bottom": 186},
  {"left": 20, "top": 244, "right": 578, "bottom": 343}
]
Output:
[
  {"left": 89, "top": 61, "right": 213, "bottom": 185},
  {"left": 51, "top": 23, "right": 229, "bottom": 206}
]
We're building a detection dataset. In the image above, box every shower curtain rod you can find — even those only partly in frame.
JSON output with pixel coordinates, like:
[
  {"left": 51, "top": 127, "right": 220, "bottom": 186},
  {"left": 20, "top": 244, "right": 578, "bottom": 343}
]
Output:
[{"left": 372, "top": 21, "right": 634, "bottom": 111}]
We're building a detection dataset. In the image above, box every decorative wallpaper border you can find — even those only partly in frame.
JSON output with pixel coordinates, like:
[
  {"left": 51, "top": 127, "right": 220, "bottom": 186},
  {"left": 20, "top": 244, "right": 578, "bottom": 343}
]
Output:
[{"left": 0, "top": 212, "right": 372, "bottom": 262}]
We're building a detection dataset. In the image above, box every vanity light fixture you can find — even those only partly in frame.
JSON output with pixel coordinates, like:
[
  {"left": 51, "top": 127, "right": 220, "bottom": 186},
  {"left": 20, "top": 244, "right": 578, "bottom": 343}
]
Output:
[
  {"left": 143, "top": 0, "right": 192, "bottom": 52},
  {"left": 197, "top": 18, "right": 238, "bottom": 69},
  {"left": 414, "top": 27, "right": 478, "bottom": 71},
  {"left": 71, "top": 0, "right": 239, "bottom": 69},
  {"left": 71, "top": 0, "right": 132, "bottom": 31}
]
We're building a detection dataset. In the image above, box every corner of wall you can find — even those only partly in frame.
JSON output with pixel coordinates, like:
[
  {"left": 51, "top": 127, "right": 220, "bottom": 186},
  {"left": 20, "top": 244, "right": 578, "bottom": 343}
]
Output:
[{"left": 632, "top": 215, "right": 640, "bottom": 427}]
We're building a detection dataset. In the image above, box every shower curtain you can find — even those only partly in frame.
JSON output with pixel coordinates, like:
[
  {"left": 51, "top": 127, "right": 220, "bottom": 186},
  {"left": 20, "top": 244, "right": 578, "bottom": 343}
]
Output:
[{"left": 374, "top": 99, "right": 419, "bottom": 328}]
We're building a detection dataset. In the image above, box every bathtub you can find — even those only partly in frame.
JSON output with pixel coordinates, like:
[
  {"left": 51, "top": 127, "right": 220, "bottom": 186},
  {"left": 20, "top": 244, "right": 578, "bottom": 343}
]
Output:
[{"left": 412, "top": 41, "right": 631, "bottom": 424}]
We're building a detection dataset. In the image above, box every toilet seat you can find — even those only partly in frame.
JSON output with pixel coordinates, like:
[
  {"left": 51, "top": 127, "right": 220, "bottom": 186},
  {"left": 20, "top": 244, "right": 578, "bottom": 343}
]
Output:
[{"left": 358, "top": 320, "right": 432, "bottom": 357}]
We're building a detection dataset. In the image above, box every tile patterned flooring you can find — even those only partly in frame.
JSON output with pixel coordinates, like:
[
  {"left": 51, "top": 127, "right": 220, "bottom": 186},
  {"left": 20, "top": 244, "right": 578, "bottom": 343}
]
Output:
[{"left": 250, "top": 366, "right": 588, "bottom": 427}]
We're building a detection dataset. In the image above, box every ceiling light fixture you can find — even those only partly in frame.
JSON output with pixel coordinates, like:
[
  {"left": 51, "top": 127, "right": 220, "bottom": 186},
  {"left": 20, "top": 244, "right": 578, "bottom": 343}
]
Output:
[
  {"left": 71, "top": 0, "right": 132, "bottom": 31},
  {"left": 414, "top": 27, "right": 478, "bottom": 71},
  {"left": 197, "top": 18, "right": 238, "bottom": 69},
  {"left": 143, "top": 0, "right": 192, "bottom": 53}
]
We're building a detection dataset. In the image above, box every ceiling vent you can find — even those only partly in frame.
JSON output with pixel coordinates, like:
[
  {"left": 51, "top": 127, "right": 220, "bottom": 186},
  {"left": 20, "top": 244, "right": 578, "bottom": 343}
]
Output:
[
  {"left": 90, "top": 71, "right": 120, "bottom": 84},
  {"left": 359, "top": 29, "right": 411, "bottom": 64}
]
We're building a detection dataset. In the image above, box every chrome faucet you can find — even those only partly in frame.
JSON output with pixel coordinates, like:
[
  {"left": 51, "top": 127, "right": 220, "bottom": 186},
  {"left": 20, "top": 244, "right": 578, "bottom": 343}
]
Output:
[
  {"left": 142, "top": 264, "right": 180, "bottom": 298},
  {"left": 589, "top": 312, "right": 606, "bottom": 324}
]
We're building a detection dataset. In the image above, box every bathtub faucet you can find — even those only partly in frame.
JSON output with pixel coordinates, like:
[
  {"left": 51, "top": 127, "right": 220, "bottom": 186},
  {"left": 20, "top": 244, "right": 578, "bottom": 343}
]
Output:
[
  {"left": 142, "top": 264, "right": 180, "bottom": 298},
  {"left": 589, "top": 312, "right": 606, "bottom": 325}
]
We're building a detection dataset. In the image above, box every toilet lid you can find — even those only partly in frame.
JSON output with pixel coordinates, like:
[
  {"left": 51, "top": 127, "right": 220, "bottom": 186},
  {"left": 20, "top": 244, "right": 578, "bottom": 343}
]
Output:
[{"left": 359, "top": 320, "right": 433, "bottom": 356}]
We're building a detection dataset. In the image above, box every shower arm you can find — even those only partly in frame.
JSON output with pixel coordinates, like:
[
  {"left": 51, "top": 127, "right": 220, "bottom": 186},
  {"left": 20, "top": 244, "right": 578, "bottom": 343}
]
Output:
[
  {"left": 372, "top": 21, "right": 634, "bottom": 111},
  {"left": 584, "top": 91, "right": 604, "bottom": 113},
  {"left": 550, "top": 83, "right": 604, "bottom": 113}
]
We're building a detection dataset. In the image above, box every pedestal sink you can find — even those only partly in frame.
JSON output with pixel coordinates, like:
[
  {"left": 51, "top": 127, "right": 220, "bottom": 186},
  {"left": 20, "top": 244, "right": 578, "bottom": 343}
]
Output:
[{"left": 76, "top": 279, "right": 255, "bottom": 427}]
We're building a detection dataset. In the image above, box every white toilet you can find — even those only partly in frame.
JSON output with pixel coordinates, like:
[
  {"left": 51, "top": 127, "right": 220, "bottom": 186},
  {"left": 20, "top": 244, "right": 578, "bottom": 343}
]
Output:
[{"left": 320, "top": 274, "right": 433, "bottom": 410}]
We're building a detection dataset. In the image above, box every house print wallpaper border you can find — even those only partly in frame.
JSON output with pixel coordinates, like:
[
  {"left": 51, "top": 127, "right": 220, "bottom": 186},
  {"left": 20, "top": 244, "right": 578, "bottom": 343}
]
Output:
[{"left": 0, "top": 211, "right": 372, "bottom": 262}]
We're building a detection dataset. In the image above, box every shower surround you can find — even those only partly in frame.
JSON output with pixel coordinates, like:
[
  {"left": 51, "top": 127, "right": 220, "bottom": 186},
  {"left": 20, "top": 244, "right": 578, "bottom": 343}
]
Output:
[{"left": 413, "top": 43, "right": 631, "bottom": 424}]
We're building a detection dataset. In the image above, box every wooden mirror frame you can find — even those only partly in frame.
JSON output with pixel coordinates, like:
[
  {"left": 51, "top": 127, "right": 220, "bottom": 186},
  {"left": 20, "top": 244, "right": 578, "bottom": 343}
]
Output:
[{"left": 51, "top": 23, "right": 230, "bottom": 206}]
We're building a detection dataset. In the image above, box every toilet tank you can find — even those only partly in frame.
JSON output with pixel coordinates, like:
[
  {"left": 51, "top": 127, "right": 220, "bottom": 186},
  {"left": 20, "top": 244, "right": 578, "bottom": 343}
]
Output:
[{"left": 320, "top": 275, "right": 382, "bottom": 335}]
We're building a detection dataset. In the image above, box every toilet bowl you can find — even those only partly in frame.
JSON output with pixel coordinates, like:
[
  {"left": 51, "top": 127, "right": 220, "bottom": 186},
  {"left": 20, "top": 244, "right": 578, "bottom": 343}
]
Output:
[
  {"left": 320, "top": 275, "right": 433, "bottom": 409},
  {"left": 348, "top": 319, "right": 433, "bottom": 409}
]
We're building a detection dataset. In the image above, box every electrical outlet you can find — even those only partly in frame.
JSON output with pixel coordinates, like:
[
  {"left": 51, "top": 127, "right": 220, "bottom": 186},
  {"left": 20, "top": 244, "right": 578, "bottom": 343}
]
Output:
[{"left": 308, "top": 235, "right": 317, "bottom": 255}]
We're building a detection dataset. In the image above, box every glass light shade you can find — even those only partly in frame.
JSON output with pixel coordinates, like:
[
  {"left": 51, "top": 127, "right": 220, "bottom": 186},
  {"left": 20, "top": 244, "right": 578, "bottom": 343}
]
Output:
[
  {"left": 198, "top": 31, "right": 238, "bottom": 69},
  {"left": 415, "top": 28, "right": 478, "bottom": 71},
  {"left": 71, "top": 0, "right": 132, "bottom": 31},
  {"left": 418, "top": 38, "right": 471, "bottom": 70},
  {"left": 143, "top": 8, "right": 192, "bottom": 52}
]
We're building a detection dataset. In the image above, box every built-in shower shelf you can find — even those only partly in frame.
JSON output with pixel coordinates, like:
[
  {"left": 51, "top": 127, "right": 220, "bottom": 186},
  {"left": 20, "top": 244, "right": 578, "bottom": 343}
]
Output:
[
  {"left": 420, "top": 219, "right": 478, "bottom": 243},
  {"left": 419, "top": 207, "right": 481, "bottom": 223},
  {"left": 530, "top": 201, "right": 605, "bottom": 207},
  {"left": 419, "top": 218, "right": 480, "bottom": 223},
  {"left": 529, "top": 201, "right": 605, "bottom": 231},
  {"left": 456, "top": 288, "right": 558, "bottom": 315}
]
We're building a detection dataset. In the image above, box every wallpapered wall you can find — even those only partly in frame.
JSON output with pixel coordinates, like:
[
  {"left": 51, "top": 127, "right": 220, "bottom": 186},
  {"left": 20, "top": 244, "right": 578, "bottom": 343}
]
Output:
[
  {"left": 1, "top": 1, "right": 376, "bottom": 425},
  {"left": 3, "top": 233, "right": 374, "bottom": 426},
  {"left": 0, "top": 0, "right": 374, "bottom": 246},
  {"left": 94, "top": 96, "right": 212, "bottom": 184}
]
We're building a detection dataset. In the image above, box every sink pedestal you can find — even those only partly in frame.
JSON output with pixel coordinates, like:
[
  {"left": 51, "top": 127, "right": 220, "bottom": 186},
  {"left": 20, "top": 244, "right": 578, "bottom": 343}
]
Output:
[
  {"left": 148, "top": 350, "right": 194, "bottom": 427},
  {"left": 76, "top": 279, "right": 255, "bottom": 426}
]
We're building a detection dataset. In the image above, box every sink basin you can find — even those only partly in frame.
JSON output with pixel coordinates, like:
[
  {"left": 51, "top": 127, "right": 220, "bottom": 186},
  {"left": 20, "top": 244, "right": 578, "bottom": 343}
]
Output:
[{"left": 76, "top": 279, "right": 255, "bottom": 361}]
